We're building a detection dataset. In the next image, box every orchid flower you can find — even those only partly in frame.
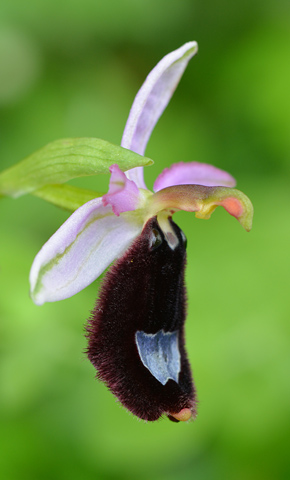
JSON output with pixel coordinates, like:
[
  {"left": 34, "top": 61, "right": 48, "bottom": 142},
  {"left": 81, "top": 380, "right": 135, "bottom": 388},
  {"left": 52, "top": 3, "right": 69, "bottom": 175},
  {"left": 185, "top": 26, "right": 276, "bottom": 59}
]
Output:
[{"left": 29, "top": 42, "right": 253, "bottom": 423}]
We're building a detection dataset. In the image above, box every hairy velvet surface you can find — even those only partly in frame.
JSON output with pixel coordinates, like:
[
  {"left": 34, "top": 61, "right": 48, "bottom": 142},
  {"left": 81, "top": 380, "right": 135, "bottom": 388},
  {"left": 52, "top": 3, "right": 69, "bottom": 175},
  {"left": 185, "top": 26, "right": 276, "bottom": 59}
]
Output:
[{"left": 86, "top": 217, "right": 196, "bottom": 422}]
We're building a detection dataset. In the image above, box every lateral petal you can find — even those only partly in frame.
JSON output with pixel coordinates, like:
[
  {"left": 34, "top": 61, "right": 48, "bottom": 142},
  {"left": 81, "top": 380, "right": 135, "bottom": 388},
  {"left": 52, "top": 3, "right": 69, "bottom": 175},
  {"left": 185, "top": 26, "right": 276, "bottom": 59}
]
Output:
[
  {"left": 122, "top": 41, "right": 198, "bottom": 188},
  {"left": 153, "top": 161, "right": 236, "bottom": 191},
  {"left": 30, "top": 198, "right": 143, "bottom": 305},
  {"left": 102, "top": 164, "right": 143, "bottom": 216}
]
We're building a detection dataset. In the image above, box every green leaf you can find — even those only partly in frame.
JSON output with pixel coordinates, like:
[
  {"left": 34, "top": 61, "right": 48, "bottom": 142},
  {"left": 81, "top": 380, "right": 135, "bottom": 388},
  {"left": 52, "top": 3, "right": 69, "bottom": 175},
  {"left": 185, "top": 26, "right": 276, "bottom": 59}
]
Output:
[
  {"left": 33, "top": 184, "right": 103, "bottom": 212},
  {"left": 0, "top": 137, "right": 153, "bottom": 198}
]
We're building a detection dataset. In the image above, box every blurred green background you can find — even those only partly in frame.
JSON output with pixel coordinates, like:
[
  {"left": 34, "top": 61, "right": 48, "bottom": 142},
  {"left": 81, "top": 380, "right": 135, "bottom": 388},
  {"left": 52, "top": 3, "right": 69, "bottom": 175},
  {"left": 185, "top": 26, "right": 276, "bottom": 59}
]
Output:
[{"left": 0, "top": 1, "right": 289, "bottom": 479}]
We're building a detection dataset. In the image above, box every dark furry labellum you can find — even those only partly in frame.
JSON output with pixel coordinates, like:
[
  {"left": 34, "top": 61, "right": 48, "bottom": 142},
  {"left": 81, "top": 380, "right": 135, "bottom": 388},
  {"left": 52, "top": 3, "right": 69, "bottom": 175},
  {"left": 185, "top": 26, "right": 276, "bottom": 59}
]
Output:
[{"left": 86, "top": 216, "right": 197, "bottom": 422}]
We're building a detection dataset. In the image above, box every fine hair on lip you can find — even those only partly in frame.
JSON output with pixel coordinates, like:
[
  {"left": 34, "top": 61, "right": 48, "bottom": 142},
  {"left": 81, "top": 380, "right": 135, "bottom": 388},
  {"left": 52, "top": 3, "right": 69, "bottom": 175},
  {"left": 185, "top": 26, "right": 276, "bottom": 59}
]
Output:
[{"left": 86, "top": 216, "right": 197, "bottom": 422}]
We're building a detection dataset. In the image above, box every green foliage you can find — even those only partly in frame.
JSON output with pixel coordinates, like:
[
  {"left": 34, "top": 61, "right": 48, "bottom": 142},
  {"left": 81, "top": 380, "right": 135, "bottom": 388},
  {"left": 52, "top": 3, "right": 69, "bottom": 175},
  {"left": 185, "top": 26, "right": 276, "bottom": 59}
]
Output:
[
  {"left": 0, "top": 137, "right": 153, "bottom": 198},
  {"left": 0, "top": 2, "right": 289, "bottom": 480},
  {"left": 33, "top": 184, "right": 103, "bottom": 211}
]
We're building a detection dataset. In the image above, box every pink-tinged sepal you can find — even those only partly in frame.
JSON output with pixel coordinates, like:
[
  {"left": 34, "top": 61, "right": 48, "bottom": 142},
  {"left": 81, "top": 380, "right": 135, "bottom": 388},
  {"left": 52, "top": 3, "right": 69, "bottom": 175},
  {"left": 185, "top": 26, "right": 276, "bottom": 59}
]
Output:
[
  {"left": 122, "top": 41, "right": 198, "bottom": 188},
  {"left": 86, "top": 217, "right": 197, "bottom": 422},
  {"left": 154, "top": 161, "right": 236, "bottom": 191},
  {"left": 29, "top": 198, "right": 144, "bottom": 305},
  {"left": 149, "top": 184, "right": 253, "bottom": 232},
  {"left": 102, "top": 164, "right": 143, "bottom": 216}
]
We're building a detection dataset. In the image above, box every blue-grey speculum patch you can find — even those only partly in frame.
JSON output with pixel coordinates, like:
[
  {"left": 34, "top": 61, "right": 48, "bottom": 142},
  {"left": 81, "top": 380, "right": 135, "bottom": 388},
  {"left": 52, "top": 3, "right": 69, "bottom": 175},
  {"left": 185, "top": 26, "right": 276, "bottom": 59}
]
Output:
[{"left": 135, "top": 330, "right": 181, "bottom": 385}]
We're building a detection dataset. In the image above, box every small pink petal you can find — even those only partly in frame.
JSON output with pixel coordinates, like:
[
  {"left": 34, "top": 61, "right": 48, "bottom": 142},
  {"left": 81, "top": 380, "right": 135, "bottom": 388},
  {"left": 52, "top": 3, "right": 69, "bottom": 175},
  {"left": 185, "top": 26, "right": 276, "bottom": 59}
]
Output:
[
  {"left": 154, "top": 162, "right": 236, "bottom": 192},
  {"left": 102, "top": 164, "right": 142, "bottom": 216}
]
